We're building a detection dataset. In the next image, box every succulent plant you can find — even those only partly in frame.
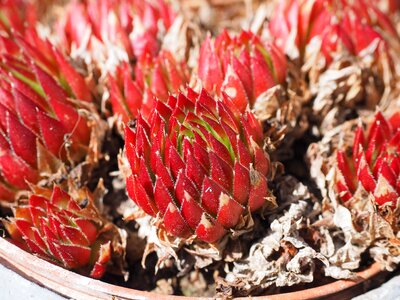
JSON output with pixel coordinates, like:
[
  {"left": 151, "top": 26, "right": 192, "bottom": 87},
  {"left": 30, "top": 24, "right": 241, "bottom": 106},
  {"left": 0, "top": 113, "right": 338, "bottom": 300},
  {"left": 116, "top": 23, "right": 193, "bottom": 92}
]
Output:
[
  {"left": 0, "top": 34, "right": 97, "bottom": 202},
  {"left": 336, "top": 111, "right": 400, "bottom": 207},
  {"left": 124, "top": 88, "right": 275, "bottom": 243},
  {"left": 268, "top": 0, "right": 400, "bottom": 136},
  {"left": 4, "top": 185, "right": 120, "bottom": 279},
  {"left": 57, "top": 0, "right": 175, "bottom": 65},
  {"left": 109, "top": 50, "right": 189, "bottom": 122},
  {"left": 269, "top": 0, "right": 398, "bottom": 63},
  {"left": 198, "top": 30, "right": 287, "bottom": 113}
]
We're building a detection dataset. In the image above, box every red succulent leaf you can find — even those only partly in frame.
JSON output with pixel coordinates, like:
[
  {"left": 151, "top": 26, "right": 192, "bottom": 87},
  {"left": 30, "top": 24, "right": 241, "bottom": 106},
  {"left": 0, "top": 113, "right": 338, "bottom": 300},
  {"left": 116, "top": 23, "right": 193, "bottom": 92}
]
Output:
[
  {"left": 52, "top": 47, "right": 92, "bottom": 102},
  {"left": 181, "top": 193, "right": 203, "bottom": 230},
  {"left": 13, "top": 90, "right": 41, "bottom": 135},
  {"left": 163, "top": 202, "right": 192, "bottom": 238},
  {"left": 195, "top": 214, "right": 227, "bottom": 243},
  {"left": 248, "top": 169, "right": 269, "bottom": 212},
  {"left": 201, "top": 177, "right": 225, "bottom": 216},
  {"left": 31, "top": 62, "right": 68, "bottom": 103},
  {"left": 216, "top": 193, "right": 244, "bottom": 228},
  {"left": 154, "top": 177, "right": 174, "bottom": 215},
  {"left": 0, "top": 153, "right": 38, "bottom": 189},
  {"left": 336, "top": 150, "right": 356, "bottom": 193},
  {"left": 7, "top": 111, "right": 37, "bottom": 167},
  {"left": 37, "top": 110, "right": 67, "bottom": 157}
]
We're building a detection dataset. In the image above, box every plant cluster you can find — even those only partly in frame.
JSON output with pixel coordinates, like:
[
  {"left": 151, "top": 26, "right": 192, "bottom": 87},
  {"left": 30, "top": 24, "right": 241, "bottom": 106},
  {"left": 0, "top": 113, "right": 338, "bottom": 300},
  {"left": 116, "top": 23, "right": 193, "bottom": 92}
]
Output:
[{"left": 0, "top": 0, "right": 399, "bottom": 297}]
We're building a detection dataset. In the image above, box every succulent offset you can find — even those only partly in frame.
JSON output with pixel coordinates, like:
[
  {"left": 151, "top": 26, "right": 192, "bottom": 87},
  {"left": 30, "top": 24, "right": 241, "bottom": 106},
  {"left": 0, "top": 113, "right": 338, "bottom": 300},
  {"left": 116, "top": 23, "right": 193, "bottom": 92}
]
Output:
[
  {"left": 4, "top": 186, "right": 115, "bottom": 278},
  {"left": 336, "top": 112, "right": 400, "bottom": 207},
  {"left": 109, "top": 50, "right": 189, "bottom": 122},
  {"left": 0, "top": 34, "right": 95, "bottom": 202},
  {"left": 57, "top": 0, "right": 175, "bottom": 63},
  {"left": 269, "top": 0, "right": 398, "bottom": 63},
  {"left": 198, "top": 30, "right": 287, "bottom": 113},
  {"left": 124, "top": 88, "right": 274, "bottom": 243}
]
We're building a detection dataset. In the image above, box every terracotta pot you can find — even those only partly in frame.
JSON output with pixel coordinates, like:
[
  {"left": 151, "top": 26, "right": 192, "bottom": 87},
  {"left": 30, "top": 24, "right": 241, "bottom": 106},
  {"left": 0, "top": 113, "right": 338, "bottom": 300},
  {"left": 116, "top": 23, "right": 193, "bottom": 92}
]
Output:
[{"left": 0, "top": 237, "right": 388, "bottom": 300}]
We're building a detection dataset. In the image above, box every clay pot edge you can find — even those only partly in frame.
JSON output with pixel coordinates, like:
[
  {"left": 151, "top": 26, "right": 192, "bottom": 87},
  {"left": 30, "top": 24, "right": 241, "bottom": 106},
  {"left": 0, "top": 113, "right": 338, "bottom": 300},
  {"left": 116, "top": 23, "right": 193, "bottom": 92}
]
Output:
[{"left": 0, "top": 238, "right": 385, "bottom": 300}]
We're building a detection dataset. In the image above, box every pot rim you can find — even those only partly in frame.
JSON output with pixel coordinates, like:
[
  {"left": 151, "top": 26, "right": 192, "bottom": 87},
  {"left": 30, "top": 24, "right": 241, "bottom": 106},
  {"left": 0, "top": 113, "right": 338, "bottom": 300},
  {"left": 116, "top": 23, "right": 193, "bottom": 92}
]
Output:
[{"left": 0, "top": 237, "right": 384, "bottom": 300}]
